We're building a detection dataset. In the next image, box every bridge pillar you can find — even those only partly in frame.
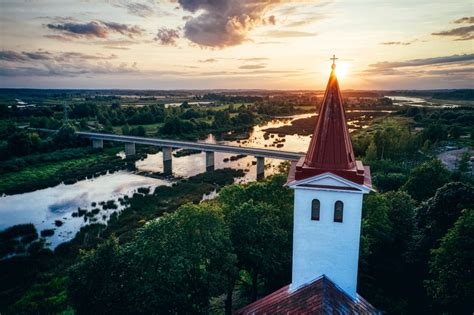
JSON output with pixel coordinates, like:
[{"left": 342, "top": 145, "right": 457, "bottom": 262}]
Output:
[
  {"left": 205, "top": 151, "right": 215, "bottom": 172},
  {"left": 256, "top": 157, "right": 265, "bottom": 181},
  {"left": 125, "top": 143, "right": 136, "bottom": 156},
  {"left": 92, "top": 139, "right": 103, "bottom": 149},
  {"left": 163, "top": 147, "right": 172, "bottom": 175}
]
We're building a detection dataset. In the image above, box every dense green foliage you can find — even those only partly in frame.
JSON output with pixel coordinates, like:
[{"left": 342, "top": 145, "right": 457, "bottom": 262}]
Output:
[
  {"left": 403, "top": 159, "right": 451, "bottom": 201},
  {"left": 426, "top": 209, "right": 474, "bottom": 313},
  {"left": 219, "top": 174, "right": 293, "bottom": 305},
  {"left": 69, "top": 203, "right": 236, "bottom": 314},
  {"left": 349, "top": 112, "right": 474, "bottom": 314},
  {"left": 64, "top": 174, "right": 293, "bottom": 315},
  {"left": 400, "top": 106, "right": 474, "bottom": 144}
]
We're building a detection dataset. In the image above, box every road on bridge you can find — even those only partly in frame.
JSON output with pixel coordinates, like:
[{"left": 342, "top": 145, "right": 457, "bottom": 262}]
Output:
[{"left": 77, "top": 131, "right": 304, "bottom": 161}]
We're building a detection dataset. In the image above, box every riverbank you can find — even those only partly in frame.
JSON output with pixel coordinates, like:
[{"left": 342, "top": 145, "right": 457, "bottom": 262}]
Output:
[
  {"left": 0, "top": 168, "right": 245, "bottom": 313},
  {"left": 0, "top": 146, "right": 153, "bottom": 196},
  {"left": 263, "top": 110, "right": 392, "bottom": 136}
]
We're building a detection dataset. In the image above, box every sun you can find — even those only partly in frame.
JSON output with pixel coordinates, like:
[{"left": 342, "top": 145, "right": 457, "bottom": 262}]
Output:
[{"left": 335, "top": 62, "right": 349, "bottom": 80}]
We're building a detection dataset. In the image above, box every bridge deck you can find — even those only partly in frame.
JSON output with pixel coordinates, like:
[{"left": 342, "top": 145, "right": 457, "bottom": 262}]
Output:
[{"left": 77, "top": 131, "right": 304, "bottom": 161}]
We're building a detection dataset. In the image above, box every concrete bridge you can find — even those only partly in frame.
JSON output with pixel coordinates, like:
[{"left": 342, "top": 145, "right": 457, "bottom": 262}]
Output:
[{"left": 77, "top": 131, "right": 304, "bottom": 180}]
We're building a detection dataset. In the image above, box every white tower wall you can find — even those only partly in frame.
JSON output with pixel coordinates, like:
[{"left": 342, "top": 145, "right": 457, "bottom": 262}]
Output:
[{"left": 290, "top": 186, "right": 364, "bottom": 298}]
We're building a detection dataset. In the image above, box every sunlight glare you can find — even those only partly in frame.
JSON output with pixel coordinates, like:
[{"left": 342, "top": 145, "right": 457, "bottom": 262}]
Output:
[{"left": 335, "top": 62, "right": 349, "bottom": 80}]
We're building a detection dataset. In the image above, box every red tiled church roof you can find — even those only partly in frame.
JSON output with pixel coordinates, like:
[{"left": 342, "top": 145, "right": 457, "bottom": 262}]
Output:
[
  {"left": 305, "top": 64, "right": 355, "bottom": 171},
  {"left": 290, "top": 61, "right": 371, "bottom": 187},
  {"left": 235, "top": 276, "right": 380, "bottom": 315}
]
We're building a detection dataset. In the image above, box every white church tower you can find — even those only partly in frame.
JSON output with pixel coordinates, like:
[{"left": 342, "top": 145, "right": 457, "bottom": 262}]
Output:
[{"left": 286, "top": 58, "right": 373, "bottom": 298}]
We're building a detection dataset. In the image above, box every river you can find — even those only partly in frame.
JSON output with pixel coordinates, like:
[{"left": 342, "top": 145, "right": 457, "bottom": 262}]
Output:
[
  {"left": 386, "top": 96, "right": 461, "bottom": 108},
  {"left": 0, "top": 113, "right": 314, "bottom": 248}
]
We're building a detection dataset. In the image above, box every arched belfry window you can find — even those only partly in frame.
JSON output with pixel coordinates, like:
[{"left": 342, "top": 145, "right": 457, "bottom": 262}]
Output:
[
  {"left": 311, "top": 199, "right": 320, "bottom": 221},
  {"left": 334, "top": 201, "right": 343, "bottom": 223}
]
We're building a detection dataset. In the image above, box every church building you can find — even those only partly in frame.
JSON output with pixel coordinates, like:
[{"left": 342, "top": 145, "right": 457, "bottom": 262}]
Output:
[{"left": 237, "top": 59, "right": 380, "bottom": 314}]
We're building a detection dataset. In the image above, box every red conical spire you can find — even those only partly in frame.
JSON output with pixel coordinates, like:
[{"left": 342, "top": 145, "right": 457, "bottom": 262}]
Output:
[
  {"left": 305, "top": 61, "right": 356, "bottom": 170},
  {"left": 289, "top": 57, "right": 371, "bottom": 187}
]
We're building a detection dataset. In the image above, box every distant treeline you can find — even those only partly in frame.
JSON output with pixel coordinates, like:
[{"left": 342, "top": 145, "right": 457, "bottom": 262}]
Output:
[{"left": 386, "top": 89, "right": 474, "bottom": 100}]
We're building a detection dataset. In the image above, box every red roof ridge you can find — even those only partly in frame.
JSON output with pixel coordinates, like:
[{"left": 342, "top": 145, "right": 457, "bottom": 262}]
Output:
[{"left": 235, "top": 275, "right": 380, "bottom": 314}]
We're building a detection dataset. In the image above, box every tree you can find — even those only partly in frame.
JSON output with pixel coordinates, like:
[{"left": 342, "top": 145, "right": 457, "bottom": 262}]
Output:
[
  {"left": 225, "top": 201, "right": 289, "bottom": 302},
  {"left": 365, "top": 141, "right": 378, "bottom": 161},
  {"left": 53, "top": 123, "right": 77, "bottom": 148},
  {"left": 7, "top": 131, "right": 32, "bottom": 156},
  {"left": 423, "top": 124, "right": 447, "bottom": 143},
  {"left": 422, "top": 139, "right": 432, "bottom": 153},
  {"left": 448, "top": 125, "right": 462, "bottom": 139},
  {"left": 359, "top": 193, "right": 392, "bottom": 305},
  {"left": 456, "top": 151, "right": 471, "bottom": 175},
  {"left": 219, "top": 174, "right": 293, "bottom": 302},
  {"left": 125, "top": 203, "right": 236, "bottom": 314},
  {"left": 68, "top": 238, "right": 126, "bottom": 315},
  {"left": 212, "top": 110, "right": 231, "bottom": 129},
  {"left": 359, "top": 191, "right": 417, "bottom": 313},
  {"left": 385, "top": 191, "right": 415, "bottom": 256},
  {"left": 121, "top": 124, "right": 130, "bottom": 135},
  {"left": 8, "top": 277, "right": 68, "bottom": 315},
  {"left": 129, "top": 126, "right": 146, "bottom": 137},
  {"left": 408, "top": 182, "right": 474, "bottom": 314},
  {"left": 403, "top": 159, "right": 450, "bottom": 202},
  {"left": 426, "top": 209, "right": 474, "bottom": 313},
  {"left": 415, "top": 182, "right": 474, "bottom": 255},
  {"left": 68, "top": 203, "right": 236, "bottom": 315}
]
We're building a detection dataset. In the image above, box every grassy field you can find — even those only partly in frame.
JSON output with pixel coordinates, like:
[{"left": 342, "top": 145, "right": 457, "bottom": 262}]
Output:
[
  {"left": 0, "top": 147, "right": 137, "bottom": 195},
  {"left": 112, "top": 123, "right": 164, "bottom": 136}
]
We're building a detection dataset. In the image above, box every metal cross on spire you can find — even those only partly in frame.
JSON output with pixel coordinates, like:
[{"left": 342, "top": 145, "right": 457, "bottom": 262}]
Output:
[{"left": 330, "top": 54, "right": 338, "bottom": 70}]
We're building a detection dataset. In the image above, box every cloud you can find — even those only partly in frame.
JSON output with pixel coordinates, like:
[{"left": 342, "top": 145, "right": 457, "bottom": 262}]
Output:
[
  {"left": 104, "top": 46, "right": 130, "bottom": 50},
  {"left": 424, "top": 67, "right": 474, "bottom": 76},
  {"left": 0, "top": 61, "right": 137, "bottom": 78},
  {"left": 46, "top": 20, "right": 144, "bottom": 40},
  {"left": 267, "top": 15, "right": 276, "bottom": 25},
  {"left": 154, "top": 27, "right": 180, "bottom": 45},
  {"left": 198, "top": 58, "right": 218, "bottom": 63},
  {"left": 284, "top": 12, "right": 326, "bottom": 28},
  {"left": 264, "top": 30, "right": 317, "bottom": 37},
  {"left": 432, "top": 25, "right": 474, "bottom": 41},
  {"left": 99, "top": 39, "right": 138, "bottom": 50},
  {"left": 380, "top": 41, "right": 412, "bottom": 46},
  {"left": 0, "top": 49, "right": 304, "bottom": 80},
  {"left": 285, "top": 20, "right": 313, "bottom": 27},
  {"left": 0, "top": 50, "right": 126, "bottom": 77},
  {"left": 176, "top": 0, "right": 288, "bottom": 47},
  {"left": 102, "top": 22, "right": 143, "bottom": 37},
  {"left": 0, "top": 50, "right": 117, "bottom": 63},
  {"left": 0, "top": 51, "right": 28, "bottom": 62},
  {"left": 239, "top": 63, "right": 266, "bottom": 70},
  {"left": 238, "top": 57, "right": 269, "bottom": 61},
  {"left": 453, "top": 16, "right": 474, "bottom": 24},
  {"left": 124, "top": 3, "right": 155, "bottom": 18},
  {"left": 432, "top": 17, "right": 474, "bottom": 40},
  {"left": 43, "top": 34, "right": 74, "bottom": 41},
  {"left": 364, "top": 54, "right": 474, "bottom": 76},
  {"left": 22, "top": 51, "right": 52, "bottom": 60}
]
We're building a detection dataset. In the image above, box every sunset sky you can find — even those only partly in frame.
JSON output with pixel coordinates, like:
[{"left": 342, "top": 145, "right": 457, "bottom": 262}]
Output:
[{"left": 0, "top": 0, "right": 473, "bottom": 90}]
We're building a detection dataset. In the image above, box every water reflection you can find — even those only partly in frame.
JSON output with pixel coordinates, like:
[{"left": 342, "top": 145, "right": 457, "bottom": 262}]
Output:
[
  {"left": 136, "top": 113, "right": 314, "bottom": 183},
  {"left": 387, "top": 96, "right": 460, "bottom": 108},
  {"left": 0, "top": 172, "right": 170, "bottom": 248}
]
